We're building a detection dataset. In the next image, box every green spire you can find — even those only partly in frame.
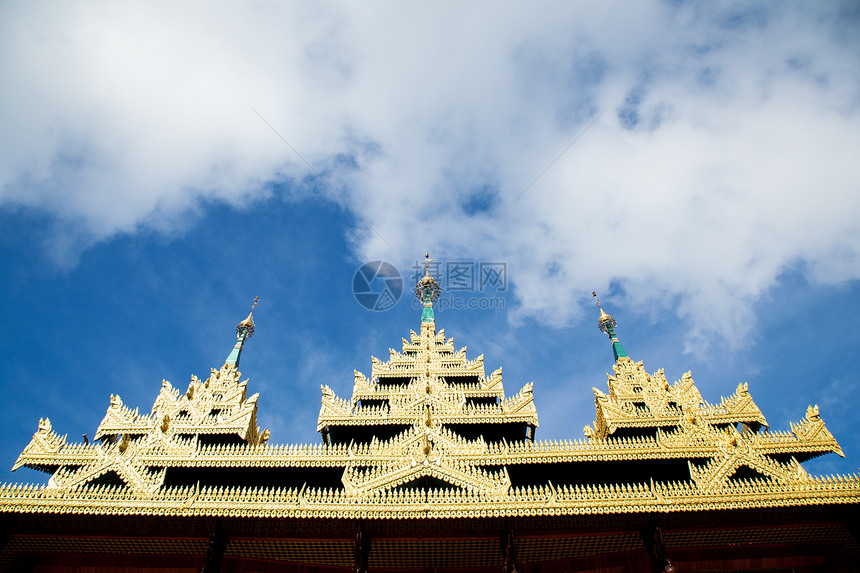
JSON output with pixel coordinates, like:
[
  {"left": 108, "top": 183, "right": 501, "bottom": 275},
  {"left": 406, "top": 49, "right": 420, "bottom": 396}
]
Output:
[
  {"left": 592, "top": 292, "right": 628, "bottom": 361},
  {"left": 225, "top": 297, "right": 258, "bottom": 368},
  {"left": 415, "top": 253, "right": 441, "bottom": 324},
  {"left": 420, "top": 291, "right": 435, "bottom": 323}
]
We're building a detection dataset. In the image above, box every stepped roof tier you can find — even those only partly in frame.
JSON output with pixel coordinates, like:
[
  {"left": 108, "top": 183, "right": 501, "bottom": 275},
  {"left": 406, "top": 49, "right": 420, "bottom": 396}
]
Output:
[{"left": 1, "top": 272, "right": 859, "bottom": 571}]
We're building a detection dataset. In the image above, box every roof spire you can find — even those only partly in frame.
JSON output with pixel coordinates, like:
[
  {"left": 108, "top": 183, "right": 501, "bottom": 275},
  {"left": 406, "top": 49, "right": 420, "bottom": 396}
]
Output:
[
  {"left": 225, "top": 297, "right": 259, "bottom": 368},
  {"left": 415, "top": 253, "right": 441, "bottom": 325},
  {"left": 592, "top": 292, "right": 628, "bottom": 361}
]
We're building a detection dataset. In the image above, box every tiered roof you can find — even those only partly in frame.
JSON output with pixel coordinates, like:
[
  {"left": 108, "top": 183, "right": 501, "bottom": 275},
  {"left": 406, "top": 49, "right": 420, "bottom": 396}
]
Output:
[
  {"left": 318, "top": 329, "right": 536, "bottom": 431},
  {"left": 3, "top": 270, "right": 858, "bottom": 522}
]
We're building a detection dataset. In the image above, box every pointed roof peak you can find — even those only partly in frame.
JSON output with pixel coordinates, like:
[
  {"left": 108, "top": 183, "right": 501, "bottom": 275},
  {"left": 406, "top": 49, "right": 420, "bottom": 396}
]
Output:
[
  {"left": 592, "top": 291, "right": 628, "bottom": 361},
  {"left": 237, "top": 296, "right": 259, "bottom": 338},
  {"left": 592, "top": 291, "right": 616, "bottom": 334},
  {"left": 416, "top": 253, "right": 441, "bottom": 325},
  {"left": 225, "top": 297, "right": 259, "bottom": 367},
  {"left": 423, "top": 252, "right": 432, "bottom": 276}
]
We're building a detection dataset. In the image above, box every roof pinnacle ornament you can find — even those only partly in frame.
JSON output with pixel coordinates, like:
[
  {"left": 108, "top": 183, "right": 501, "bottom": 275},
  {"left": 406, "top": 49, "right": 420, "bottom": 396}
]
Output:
[
  {"left": 415, "top": 253, "right": 442, "bottom": 324},
  {"left": 592, "top": 291, "right": 628, "bottom": 362},
  {"left": 225, "top": 297, "right": 259, "bottom": 368}
]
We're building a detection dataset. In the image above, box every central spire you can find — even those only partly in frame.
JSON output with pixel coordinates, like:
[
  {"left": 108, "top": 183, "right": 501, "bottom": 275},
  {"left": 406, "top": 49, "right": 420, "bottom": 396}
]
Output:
[
  {"left": 225, "top": 297, "right": 259, "bottom": 368},
  {"left": 592, "top": 292, "right": 628, "bottom": 361},
  {"left": 415, "top": 253, "right": 441, "bottom": 328}
]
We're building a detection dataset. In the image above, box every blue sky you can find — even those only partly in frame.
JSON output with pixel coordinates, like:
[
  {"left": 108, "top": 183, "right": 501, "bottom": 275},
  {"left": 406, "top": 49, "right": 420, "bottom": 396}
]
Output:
[{"left": 1, "top": 1, "right": 859, "bottom": 483}]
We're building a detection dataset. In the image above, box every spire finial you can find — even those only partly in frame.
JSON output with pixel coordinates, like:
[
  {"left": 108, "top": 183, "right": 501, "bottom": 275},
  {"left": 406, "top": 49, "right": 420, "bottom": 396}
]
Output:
[
  {"left": 416, "top": 252, "right": 442, "bottom": 324},
  {"left": 424, "top": 252, "right": 432, "bottom": 275},
  {"left": 226, "top": 297, "right": 259, "bottom": 367},
  {"left": 236, "top": 296, "right": 259, "bottom": 339},
  {"left": 592, "top": 291, "right": 616, "bottom": 334},
  {"left": 592, "top": 291, "right": 628, "bottom": 361}
]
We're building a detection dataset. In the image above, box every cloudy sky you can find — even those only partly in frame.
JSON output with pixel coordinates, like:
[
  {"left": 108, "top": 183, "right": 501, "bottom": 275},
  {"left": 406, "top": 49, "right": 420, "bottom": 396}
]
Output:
[{"left": 1, "top": 1, "right": 859, "bottom": 483}]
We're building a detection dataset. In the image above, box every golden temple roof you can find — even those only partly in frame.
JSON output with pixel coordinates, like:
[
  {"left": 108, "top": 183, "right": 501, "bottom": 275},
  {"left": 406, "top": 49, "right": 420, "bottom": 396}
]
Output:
[{"left": 2, "top": 291, "right": 858, "bottom": 521}]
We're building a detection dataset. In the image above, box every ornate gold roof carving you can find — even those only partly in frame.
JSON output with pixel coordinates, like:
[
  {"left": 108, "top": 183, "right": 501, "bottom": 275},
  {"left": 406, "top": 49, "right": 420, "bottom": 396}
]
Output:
[
  {"left": 336, "top": 422, "right": 516, "bottom": 496},
  {"left": 5, "top": 302, "right": 857, "bottom": 518},
  {"left": 14, "top": 362, "right": 268, "bottom": 494},
  {"left": 2, "top": 474, "right": 859, "bottom": 519},
  {"left": 588, "top": 358, "right": 768, "bottom": 438},
  {"left": 318, "top": 324, "right": 537, "bottom": 433},
  {"left": 92, "top": 364, "right": 267, "bottom": 445}
]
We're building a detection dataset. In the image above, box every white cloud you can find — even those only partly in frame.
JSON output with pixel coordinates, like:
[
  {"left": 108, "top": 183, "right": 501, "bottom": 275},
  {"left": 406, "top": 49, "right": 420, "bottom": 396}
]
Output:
[{"left": 2, "top": 1, "right": 859, "bottom": 346}]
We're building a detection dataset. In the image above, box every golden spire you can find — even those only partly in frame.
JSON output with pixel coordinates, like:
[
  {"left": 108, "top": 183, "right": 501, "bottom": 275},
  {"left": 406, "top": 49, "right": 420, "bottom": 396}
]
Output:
[
  {"left": 237, "top": 296, "right": 259, "bottom": 340},
  {"left": 424, "top": 252, "right": 432, "bottom": 275},
  {"left": 592, "top": 291, "right": 616, "bottom": 334},
  {"left": 226, "top": 297, "right": 259, "bottom": 367},
  {"left": 415, "top": 253, "right": 442, "bottom": 324},
  {"left": 415, "top": 253, "right": 442, "bottom": 310},
  {"left": 592, "top": 291, "right": 628, "bottom": 361}
]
